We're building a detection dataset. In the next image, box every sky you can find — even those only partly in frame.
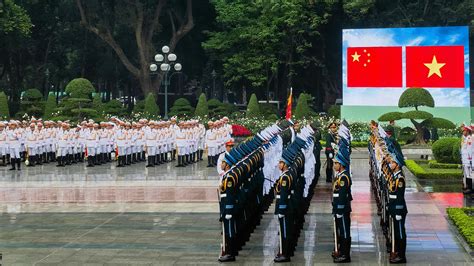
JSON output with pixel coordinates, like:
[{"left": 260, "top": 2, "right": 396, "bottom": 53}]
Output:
[{"left": 342, "top": 26, "right": 470, "bottom": 107}]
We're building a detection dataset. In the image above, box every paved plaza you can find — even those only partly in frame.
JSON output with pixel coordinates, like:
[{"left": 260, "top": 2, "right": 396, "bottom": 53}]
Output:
[{"left": 0, "top": 151, "right": 472, "bottom": 265}]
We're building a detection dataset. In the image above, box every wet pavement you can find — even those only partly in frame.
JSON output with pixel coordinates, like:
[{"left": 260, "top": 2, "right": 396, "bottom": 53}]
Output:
[{"left": 0, "top": 155, "right": 472, "bottom": 265}]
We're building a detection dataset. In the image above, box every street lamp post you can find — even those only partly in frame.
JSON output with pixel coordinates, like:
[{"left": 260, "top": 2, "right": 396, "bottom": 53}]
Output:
[{"left": 149, "top": 46, "right": 182, "bottom": 119}]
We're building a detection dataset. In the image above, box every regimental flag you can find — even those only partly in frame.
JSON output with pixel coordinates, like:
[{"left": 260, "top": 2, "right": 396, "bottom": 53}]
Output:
[
  {"left": 406, "top": 46, "right": 464, "bottom": 88},
  {"left": 347, "top": 47, "right": 402, "bottom": 87},
  {"left": 285, "top": 87, "right": 293, "bottom": 120}
]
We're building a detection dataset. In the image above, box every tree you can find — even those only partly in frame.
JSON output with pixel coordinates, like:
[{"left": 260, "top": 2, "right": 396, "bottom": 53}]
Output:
[
  {"left": 169, "top": 97, "right": 194, "bottom": 117},
  {"left": 0, "top": 0, "right": 32, "bottom": 35},
  {"left": 0, "top": 92, "right": 9, "bottom": 119},
  {"left": 144, "top": 93, "right": 160, "bottom": 119},
  {"left": 203, "top": 1, "right": 333, "bottom": 101},
  {"left": 104, "top": 99, "right": 125, "bottom": 117},
  {"left": 76, "top": 0, "right": 195, "bottom": 96},
  {"left": 246, "top": 93, "right": 260, "bottom": 118},
  {"left": 92, "top": 94, "right": 104, "bottom": 115},
  {"left": 378, "top": 88, "right": 455, "bottom": 144},
  {"left": 43, "top": 93, "right": 57, "bottom": 119},
  {"left": 194, "top": 93, "right": 209, "bottom": 117}
]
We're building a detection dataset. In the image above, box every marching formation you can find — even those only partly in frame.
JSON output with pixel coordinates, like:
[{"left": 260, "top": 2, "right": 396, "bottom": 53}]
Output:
[
  {"left": 368, "top": 121, "right": 408, "bottom": 264},
  {"left": 0, "top": 117, "right": 232, "bottom": 170}
]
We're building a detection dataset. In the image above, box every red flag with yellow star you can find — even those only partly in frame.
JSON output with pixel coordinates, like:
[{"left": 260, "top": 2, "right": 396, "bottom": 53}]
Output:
[
  {"left": 406, "top": 46, "right": 464, "bottom": 88},
  {"left": 347, "top": 46, "right": 402, "bottom": 87}
]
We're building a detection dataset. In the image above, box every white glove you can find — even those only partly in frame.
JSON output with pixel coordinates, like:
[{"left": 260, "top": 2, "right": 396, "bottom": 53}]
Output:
[
  {"left": 329, "top": 153, "right": 333, "bottom": 159},
  {"left": 278, "top": 214, "right": 285, "bottom": 218},
  {"left": 331, "top": 143, "right": 337, "bottom": 149},
  {"left": 395, "top": 215, "right": 402, "bottom": 221},
  {"left": 225, "top": 214, "right": 232, "bottom": 220},
  {"left": 336, "top": 214, "right": 343, "bottom": 218}
]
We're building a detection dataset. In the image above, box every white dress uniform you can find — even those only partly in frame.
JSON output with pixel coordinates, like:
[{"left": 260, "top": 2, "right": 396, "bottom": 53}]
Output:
[
  {"left": 26, "top": 129, "right": 37, "bottom": 157},
  {"left": 461, "top": 133, "right": 473, "bottom": 188},
  {"left": 0, "top": 127, "right": 6, "bottom": 157}
]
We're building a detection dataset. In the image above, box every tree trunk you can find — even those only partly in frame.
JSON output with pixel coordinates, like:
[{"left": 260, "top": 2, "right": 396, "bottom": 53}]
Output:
[{"left": 411, "top": 119, "right": 426, "bottom": 145}]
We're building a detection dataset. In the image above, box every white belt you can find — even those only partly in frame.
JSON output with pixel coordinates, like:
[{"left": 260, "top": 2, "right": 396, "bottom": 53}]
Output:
[
  {"left": 333, "top": 193, "right": 339, "bottom": 197},
  {"left": 389, "top": 195, "right": 397, "bottom": 199},
  {"left": 220, "top": 193, "right": 227, "bottom": 198}
]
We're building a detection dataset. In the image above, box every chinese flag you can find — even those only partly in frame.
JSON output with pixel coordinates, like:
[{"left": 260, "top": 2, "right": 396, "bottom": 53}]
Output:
[
  {"left": 406, "top": 46, "right": 464, "bottom": 88},
  {"left": 347, "top": 47, "right": 402, "bottom": 87}
]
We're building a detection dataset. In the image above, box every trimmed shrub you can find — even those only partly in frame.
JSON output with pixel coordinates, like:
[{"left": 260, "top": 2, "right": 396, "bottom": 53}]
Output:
[
  {"left": 246, "top": 93, "right": 260, "bottom": 118},
  {"left": 328, "top": 105, "right": 340, "bottom": 119},
  {"left": 451, "top": 138, "right": 462, "bottom": 164},
  {"left": 43, "top": 93, "right": 57, "bottom": 119},
  {"left": 169, "top": 97, "right": 194, "bottom": 117},
  {"left": 0, "top": 91, "right": 9, "bottom": 119},
  {"left": 133, "top": 100, "right": 145, "bottom": 114},
  {"left": 194, "top": 93, "right": 209, "bottom": 117},
  {"left": 428, "top": 160, "right": 461, "bottom": 169},
  {"left": 294, "top": 93, "right": 313, "bottom": 120},
  {"left": 65, "top": 78, "right": 95, "bottom": 98},
  {"left": 447, "top": 207, "right": 474, "bottom": 248},
  {"left": 20, "top": 88, "right": 44, "bottom": 117},
  {"left": 92, "top": 94, "right": 104, "bottom": 114},
  {"left": 144, "top": 93, "right": 160, "bottom": 118},
  {"left": 405, "top": 160, "right": 462, "bottom": 179},
  {"left": 104, "top": 99, "right": 124, "bottom": 117},
  {"left": 432, "top": 138, "right": 459, "bottom": 163}
]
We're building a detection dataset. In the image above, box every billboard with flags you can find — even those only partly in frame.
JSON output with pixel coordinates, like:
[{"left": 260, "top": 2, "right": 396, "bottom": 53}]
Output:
[
  {"left": 343, "top": 26, "right": 469, "bottom": 107},
  {"left": 341, "top": 26, "right": 470, "bottom": 124}
]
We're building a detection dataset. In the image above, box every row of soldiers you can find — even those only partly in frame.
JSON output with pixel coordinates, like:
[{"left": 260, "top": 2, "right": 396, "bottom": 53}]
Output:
[
  {"left": 0, "top": 117, "right": 232, "bottom": 170},
  {"left": 369, "top": 121, "right": 408, "bottom": 264},
  {"left": 218, "top": 120, "right": 321, "bottom": 263}
]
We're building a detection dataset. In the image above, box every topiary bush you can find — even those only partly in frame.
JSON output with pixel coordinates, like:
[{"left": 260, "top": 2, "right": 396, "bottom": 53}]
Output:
[
  {"left": 20, "top": 88, "right": 44, "bottom": 117},
  {"left": 246, "top": 93, "right": 260, "bottom": 118},
  {"left": 144, "top": 93, "right": 160, "bottom": 118},
  {"left": 0, "top": 91, "right": 9, "bottom": 119},
  {"left": 432, "top": 138, "right": 459, "bottom": 163},
  {"left": 169, "top": 97, "right": 194, "bottom": 117},
  {"left": 194, "top": 93, "right": 209, "bottom": 117},
  {"left": 294, "top": 93, "right": 315, "bottom": 120},
  {"left": 451, "top": 138, "right": 462, "bottom": 164},
  {"left": 43, "top": 93, "right": 57, "bottom": 119},
  {"left": 65, "top": 78, "right": 95, "bottom": 98},
  {"left": 328, "top": 105, "right": 340, "bottom": 119},
  {"left": 104, "top": 99, "right": 125, "bottom": 117}
]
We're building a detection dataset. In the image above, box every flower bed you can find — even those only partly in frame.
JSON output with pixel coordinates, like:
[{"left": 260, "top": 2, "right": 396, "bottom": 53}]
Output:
[{"left": 405, "top": 160, "right": 462, "bottom": 179}]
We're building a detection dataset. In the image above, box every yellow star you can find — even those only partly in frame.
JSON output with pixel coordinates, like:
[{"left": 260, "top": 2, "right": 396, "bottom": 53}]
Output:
[
  {"left": 351, "top": 52, "right": 361, "bottom": 62},
  {"left": 424, "top": 55, "right": 445, "bottom": 78}
]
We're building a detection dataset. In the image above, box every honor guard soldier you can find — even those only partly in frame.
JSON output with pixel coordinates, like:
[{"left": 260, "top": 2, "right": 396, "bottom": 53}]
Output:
[
  {"left": 325, "top": 122, "right": 338, "bottom": 182},
  {"left": 7, "top": 121, "right": 21, "bottom": 170},
  {"left": 0, "top": 122, "right": 6, "bottom": 166},
  {"left": 310, "top": 121, "right": 322, "bottom": 182},
  {"left": 387, "top": 150, "right": 407, "bottom": 264},
  {"left": 218, "top": 151, "right": 240, "bottom": 262},
  {"left": 461, "top": 125, "right": 473, "bottom": 194},
  {"left": 331, "top": 121, "right": 352, "bottom": 263}
]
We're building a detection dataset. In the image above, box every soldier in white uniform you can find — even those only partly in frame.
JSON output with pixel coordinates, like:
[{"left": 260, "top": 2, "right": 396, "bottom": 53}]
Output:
[
  {"left": 205, "top": 121, "right": 217, "bottom": 167},
  {"left": 461, "top": 125, "right": 473, "bottom": 194},
  {"left": 26, "top": 123, "right": 38, "bottom": 167},
  {"left": 116, "top": 121, "right": 127, "bottom": 167},
  {"left": 170, "top": 117, "right": 178, "bottom": 161},
  {"left": 0, "top": 122, "right": 7, "bottom": 166},
  {"left": 145, "top": 121, "right": 157, "bottom": 167},
  {"left": 7, "top": 121, "right": 22, "bottom": 170},
  {"left": 217, "top": 138, "right": 234, "bottom": 177},
  {"left": 175, "top": 122, "right": 187, "bottom": 167}
]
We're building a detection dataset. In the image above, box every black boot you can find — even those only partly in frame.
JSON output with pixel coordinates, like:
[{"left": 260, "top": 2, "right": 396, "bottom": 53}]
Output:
[
  {"left": 0, "top": 155, "right": 5, "bottom": 166},
  {"left": 176, "top": 156, "right": 184, "bottom": 167},
  {"left": 207, "top": 156, "right": 213, "bottom": 167},
  {"left": 56, "top": 156, "right": 63, "bottom": 167},
  {"left": 146, "top": 156, "right": 155, "bottom": 167},
  {"left": 117, "top": 156, "right": 124, "bottom": 167},
  {"left": 334, "top": 238, "right": 351, "bottom": 263},
  {"left": 87, "top": 156, "right": 94, "bottom": 167},
  {"left": 107, "top": 152, "right": 112, "bottom": 162},
  {"left": 9, "top": 158, "right": 17, "bottom": 170},
  {"left": 199, "top": 150, "right": 203, "bottom": 161}
]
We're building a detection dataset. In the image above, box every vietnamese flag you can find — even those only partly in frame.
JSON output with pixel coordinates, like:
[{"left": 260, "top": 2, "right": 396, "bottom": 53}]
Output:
[
  {"left": 347, "top": 47, "right": 402, "bottom": 87},
  {"left": 406, "top": 46, "right": 464, "bottom": 88}
]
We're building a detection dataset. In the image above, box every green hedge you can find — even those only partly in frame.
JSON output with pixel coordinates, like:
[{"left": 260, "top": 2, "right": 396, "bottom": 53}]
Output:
[
  {"left": 405, "top": 160, "right": 462, "bottom": 179},
  {"left": 432, "top": 138, "right": 459, "bottom": 163},
  {"left": 428, "top": 160, "right": 461, "bottom": 169},
  {"left": 447, "top": 207, "right": 474, "bottom": 248}
]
